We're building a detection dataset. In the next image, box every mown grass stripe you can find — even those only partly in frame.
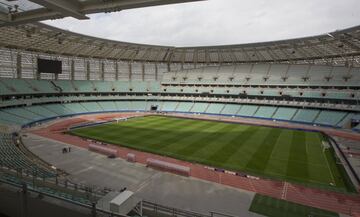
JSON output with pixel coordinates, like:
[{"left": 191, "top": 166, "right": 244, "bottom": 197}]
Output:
[
  {"left": 286, "top": 131, "right": 309, "bottom": 181},
  {"left": 157, "top": 119, "right": 213, "bottom": 145},
  {"left": 206, "top": 125, "right": 256, "bottom": 166},
  {"left": 190, "top": 124, "right": 251, "bottom": 160},
  {"left": 111, "top": 117, "right": 195, "bottom": 143},
  {"left": 177, "top": 124, "right": 238, "bottom": 160},
  {"left": 224, "top": 127, "right": 273, "bottom": 170},
  {"left": 245, "top": 127, "right": 282, "bottom": 172},
  {"left": 264, "top": 130, "right": 293, "bottom": 176},
  {"left": 135, "top": 118, "right": 211, "bottom": 150},
  {"left": 173, "top": 122, "right": 230, "bottom": 156}
]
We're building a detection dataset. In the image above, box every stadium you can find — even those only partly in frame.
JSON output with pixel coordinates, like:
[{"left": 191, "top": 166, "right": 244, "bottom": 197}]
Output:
[{"left": 0, "top": 0, "right": 360, "bottom": 216}]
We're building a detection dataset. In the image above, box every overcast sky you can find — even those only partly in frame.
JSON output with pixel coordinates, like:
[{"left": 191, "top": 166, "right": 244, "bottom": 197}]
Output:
[{"left": 43, "top": 0, "right": 360, "bottom": 47}]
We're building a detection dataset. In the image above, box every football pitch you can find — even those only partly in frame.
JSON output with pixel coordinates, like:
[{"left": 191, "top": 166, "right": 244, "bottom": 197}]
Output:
[{"left": 69, "top": 115, "right": 354, "bottom": 192}]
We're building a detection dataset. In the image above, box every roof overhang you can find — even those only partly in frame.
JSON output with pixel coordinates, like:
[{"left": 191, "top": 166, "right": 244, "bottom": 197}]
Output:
[{"left": 0, "top": 0, "right": 204, "bottom": 27}]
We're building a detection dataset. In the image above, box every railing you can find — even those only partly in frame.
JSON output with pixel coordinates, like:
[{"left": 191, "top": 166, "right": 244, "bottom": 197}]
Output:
[
  {"left": 0, "top": 176, "right": 130, "bottom": 217},
  {"left": 0, "top": 166, "right": 111, "bottom": 203},
  {"left": 143, "top": 201, "right": 210, "bottom": 217},
  {"left": 209, "top": 211, "right": 238, "bottom": 217},
  {"left": 142, "top": 201, "right": 239, "bottom": 217}
]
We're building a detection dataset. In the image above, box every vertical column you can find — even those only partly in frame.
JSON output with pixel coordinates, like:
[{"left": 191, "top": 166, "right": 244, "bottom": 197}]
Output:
[
  {"left": 86, "top": 61, "right": 90, "bottom": 80},
  {"left": 35, "top": 56, "right": 40, "bottom": 80},
  {"left": 155, "top": 63, "right": 158, "bottom": 81},
  {"left": 115, "top": 61, "right": 119, "bottom": 81},
  {"left": 100, "top": 61, "right": 105, "bottom": 81},
  {"left": 54, "top": 58, "right": 59, "bottom": 80},
  {"left": 70, "top": 59, "right": 75, "bottom": 80},
  {"left": 167, "top": 62, "right": 171, "bottom": 72},
  {"left": 20, "top": 183, "right": 28, "bottom": 217},
  {"left": 141, "top": 63, "right": 145, "bottom": 81},
  {"left": 16, "top": 53, "right": 22, "bottom": 79},
  {"left": 128, "top": 62, "right": 132, "bottom": 81}
]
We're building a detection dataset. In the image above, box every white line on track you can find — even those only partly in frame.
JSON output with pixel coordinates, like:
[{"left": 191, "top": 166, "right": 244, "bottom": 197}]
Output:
[{"left": 281, "top": 182, "right": 289, "bottom": 200}]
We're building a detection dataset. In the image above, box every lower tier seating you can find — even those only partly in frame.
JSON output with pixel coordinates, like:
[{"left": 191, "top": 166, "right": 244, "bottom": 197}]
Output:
[
  {"left": 0, "top": 101, "right": 358, "bottom": 131},
  {"left": 0, "top": 133, "right": 56, "bottom": 178}
]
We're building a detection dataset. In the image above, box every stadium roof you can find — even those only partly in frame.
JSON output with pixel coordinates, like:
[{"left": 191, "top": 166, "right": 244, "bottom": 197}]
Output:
[
  {"left": 0, "top": 0, "right": 202, "bottom": 26},
  {"left": 0, "top": 0, "right": 359, "bottom": 65}
]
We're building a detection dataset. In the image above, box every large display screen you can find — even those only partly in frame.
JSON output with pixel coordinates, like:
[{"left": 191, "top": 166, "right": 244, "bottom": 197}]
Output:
[{"left": 37, "top": 58, "right": 62, "bottom": 74}]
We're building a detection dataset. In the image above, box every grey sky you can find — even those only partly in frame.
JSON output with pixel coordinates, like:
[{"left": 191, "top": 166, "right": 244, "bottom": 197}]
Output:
[{"left": 43, "top": 0, "right": 360, "bottom": 47}]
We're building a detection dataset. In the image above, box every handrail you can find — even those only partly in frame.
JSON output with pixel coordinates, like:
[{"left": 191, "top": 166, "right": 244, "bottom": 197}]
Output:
[{"left": 143, "top": 201, "right": 239, "bottom": 217}]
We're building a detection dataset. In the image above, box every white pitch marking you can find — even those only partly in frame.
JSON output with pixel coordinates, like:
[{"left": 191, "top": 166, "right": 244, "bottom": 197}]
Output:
[{"left": 73, "top": 166, "right": 94, "bottom": 175}]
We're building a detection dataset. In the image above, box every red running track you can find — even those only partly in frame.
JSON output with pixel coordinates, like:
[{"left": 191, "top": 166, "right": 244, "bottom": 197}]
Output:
[{"left": 28, "top": 113, "right": 360, "bottom": 216}]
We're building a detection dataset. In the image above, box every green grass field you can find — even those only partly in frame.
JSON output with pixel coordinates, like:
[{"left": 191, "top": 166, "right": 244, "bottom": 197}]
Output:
[
  {"left": 69, "top": 115, "right": 354, "bottom": 192},
  {"left": 249, "top": 194, "right": 339, "bottom": 217}
]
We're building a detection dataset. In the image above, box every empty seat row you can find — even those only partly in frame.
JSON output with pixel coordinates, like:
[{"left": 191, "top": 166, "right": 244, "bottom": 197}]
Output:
[
  {"left": 0, "top": 101, "right": 358, "bottom": 130},
  {"left": 0, "top": 133, "right": 56, "bottom": 178},
  {"left": 163, "top": 64, "right": 360, "bottom": 86}
]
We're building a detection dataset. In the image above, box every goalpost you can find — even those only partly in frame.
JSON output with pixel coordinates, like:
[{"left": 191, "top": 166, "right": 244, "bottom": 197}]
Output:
[
  {"left": 114, "top": 117, "right": 128, "bottom": 123},
  {"left": 321, "top": 141, "right": 330, "bottom": 153},
  {"left": 322, "top": 141, "right": 342, "bottom": 165}
]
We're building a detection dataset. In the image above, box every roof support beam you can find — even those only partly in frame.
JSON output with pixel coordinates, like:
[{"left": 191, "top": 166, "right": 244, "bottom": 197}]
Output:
[
  {"left": 2, "top": 8, "right": 60, "bottom": 27},
  {"left": 29, "top": 0, "right": 89, "bottom": 19},
  {"left": 1, "top": 0, "right": 202, "bottom": 27},
  {"left": 81, "top": 0, "right": 204, "bottom": 14}
]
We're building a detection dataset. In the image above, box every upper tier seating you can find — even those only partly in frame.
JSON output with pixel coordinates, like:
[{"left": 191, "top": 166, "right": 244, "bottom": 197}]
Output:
[
  {"left": 0, "top": 78, "right": 35, "bottom": 94},
  {"left": 25, "top": 79, "right": 58, "bottom": 93},
  {"left": 0, "top": 77, "right": 358, "bottom": 102},
  {"left": 72, "top": 80, "right": 94, "bottom": 92},
  {"left": 0, "top": 79, "right": 160, "bottom": 95},
  {"left": 53, "top": 80, "right": 76, "bottom": 92},
  {"left": 163, "top": 64, "right": 360, "bottom": 87}
]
